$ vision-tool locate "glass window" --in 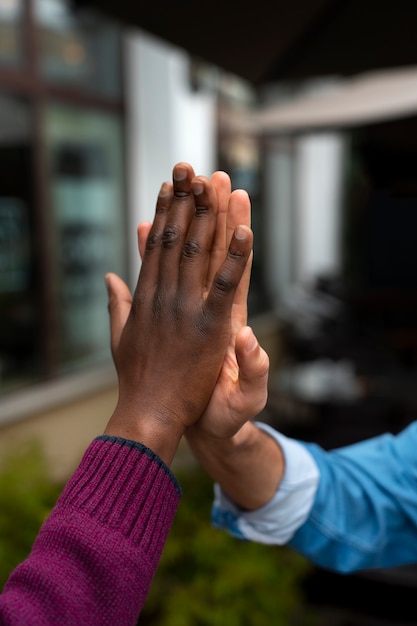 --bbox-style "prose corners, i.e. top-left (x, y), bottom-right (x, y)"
top-left (0, 94), bottom-right (41, 392)
top-left (35, 0), bottom-right (122, 98)
top-left (45, 104), bottom-right (125, 373)
top-left (0, 0), bottom-right (25, 67)
top-left (0, 1), bottom-right (125, 398)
